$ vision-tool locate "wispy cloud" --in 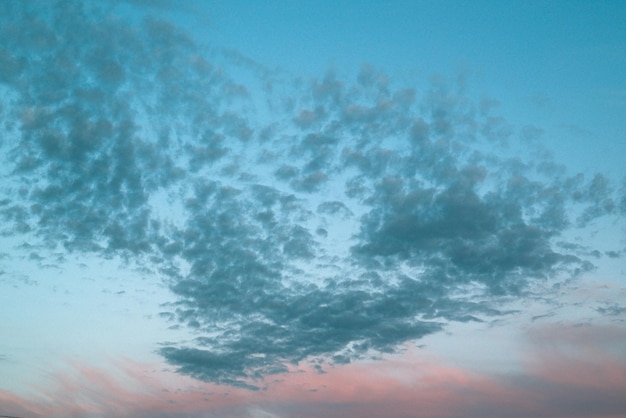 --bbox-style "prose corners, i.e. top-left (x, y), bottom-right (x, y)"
top-left (2, 323), bottom-right (624, 418)
top-left (0, 0), bottom-right (623, 390)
